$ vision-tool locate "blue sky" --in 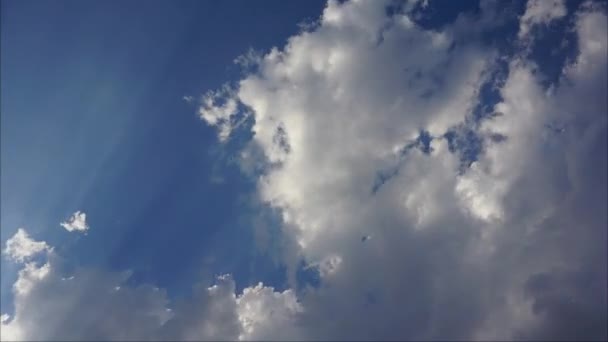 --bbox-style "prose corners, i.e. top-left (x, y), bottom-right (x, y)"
top-left (1, 0), bottom-right (326, 311)
top-left (1, 0), bottom-right (606, 341)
